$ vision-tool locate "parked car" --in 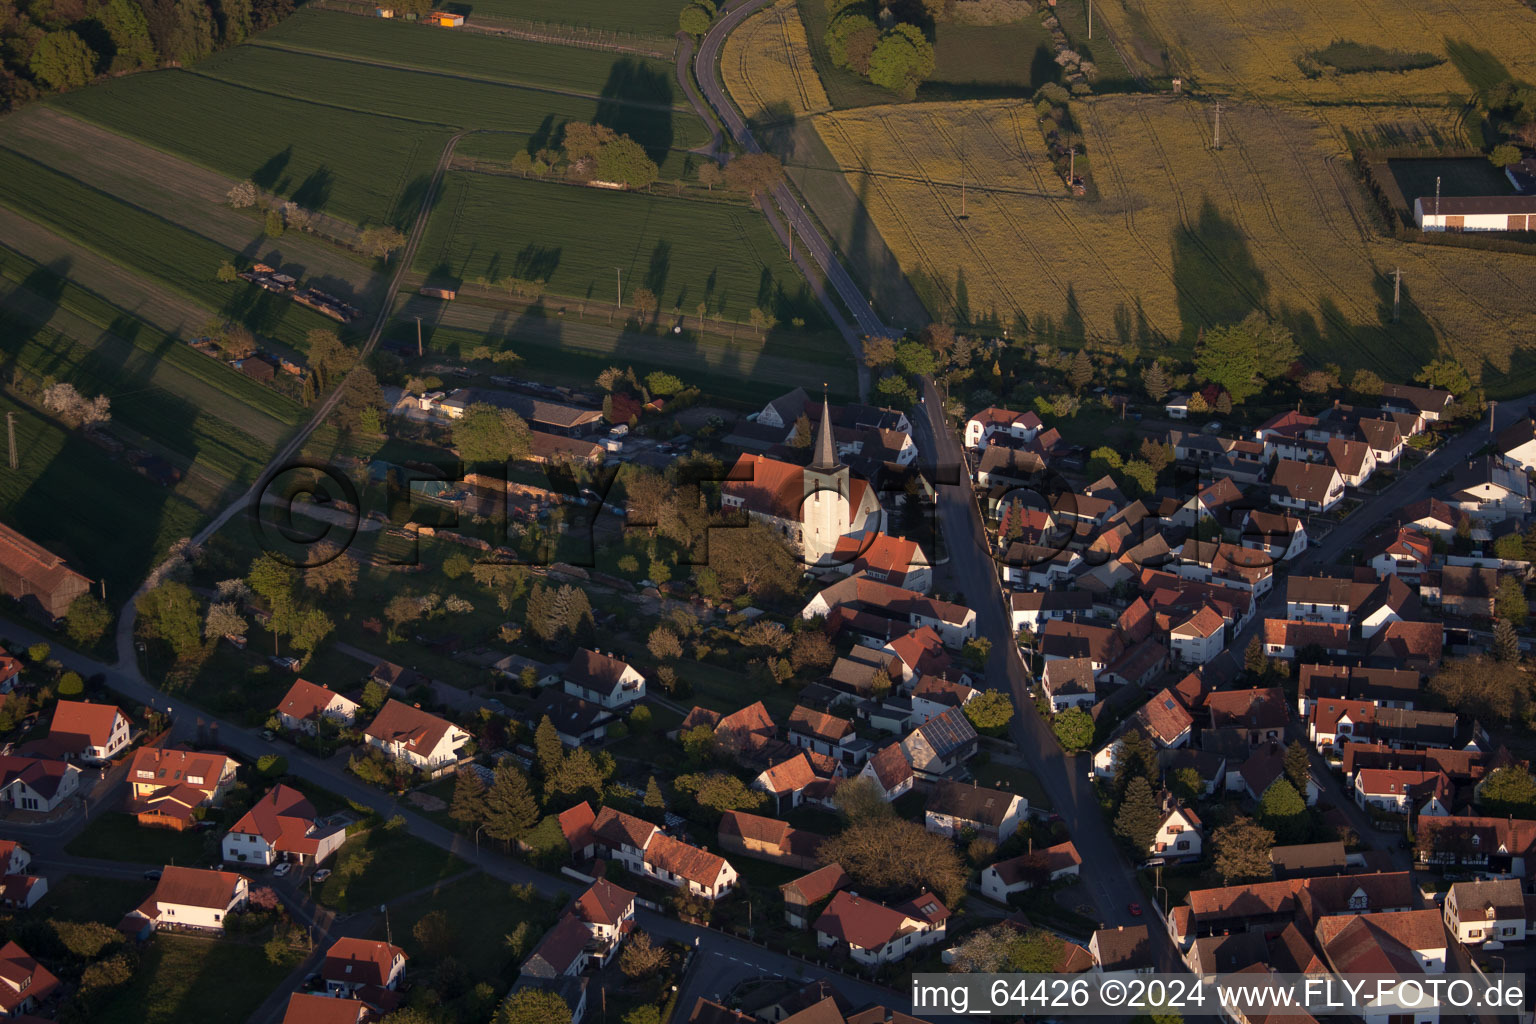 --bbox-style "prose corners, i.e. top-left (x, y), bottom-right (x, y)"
top-left (143, 869), bottom-right (162, 880)
top-left (311, 869), bottom-right (332, 883)
top-left (273, 862), bottom-right (292, 877)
